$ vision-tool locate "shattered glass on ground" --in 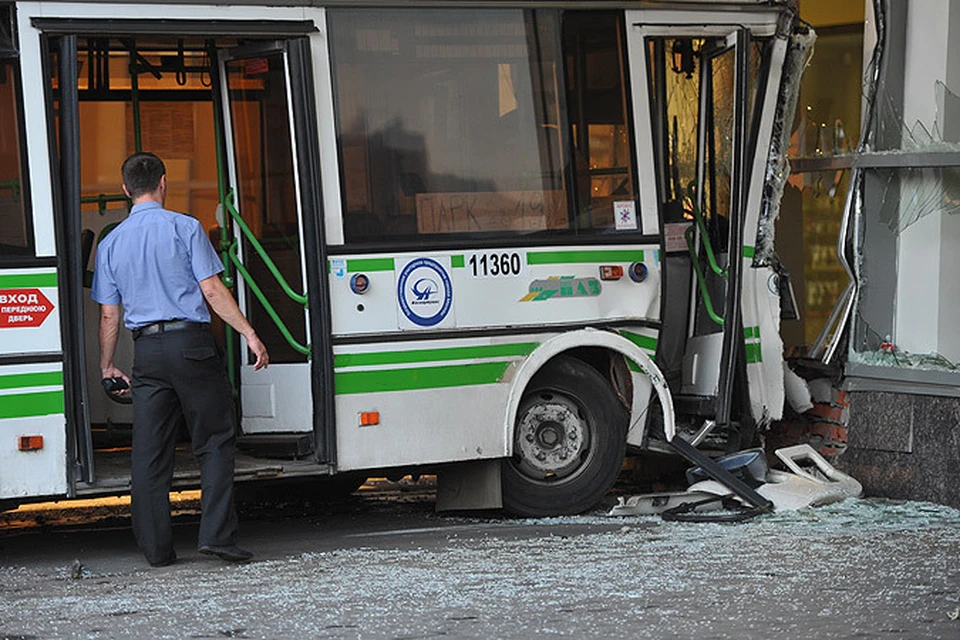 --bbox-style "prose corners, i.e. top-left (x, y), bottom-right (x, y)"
top-left (1, 498), bottom-right (957, 639)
